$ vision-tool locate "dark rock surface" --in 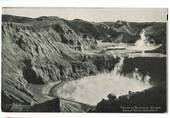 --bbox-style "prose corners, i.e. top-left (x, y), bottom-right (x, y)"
top-left (30, 98), bottom-right (60, 112)
top-left (121, 57), bottom-right (166, 85)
